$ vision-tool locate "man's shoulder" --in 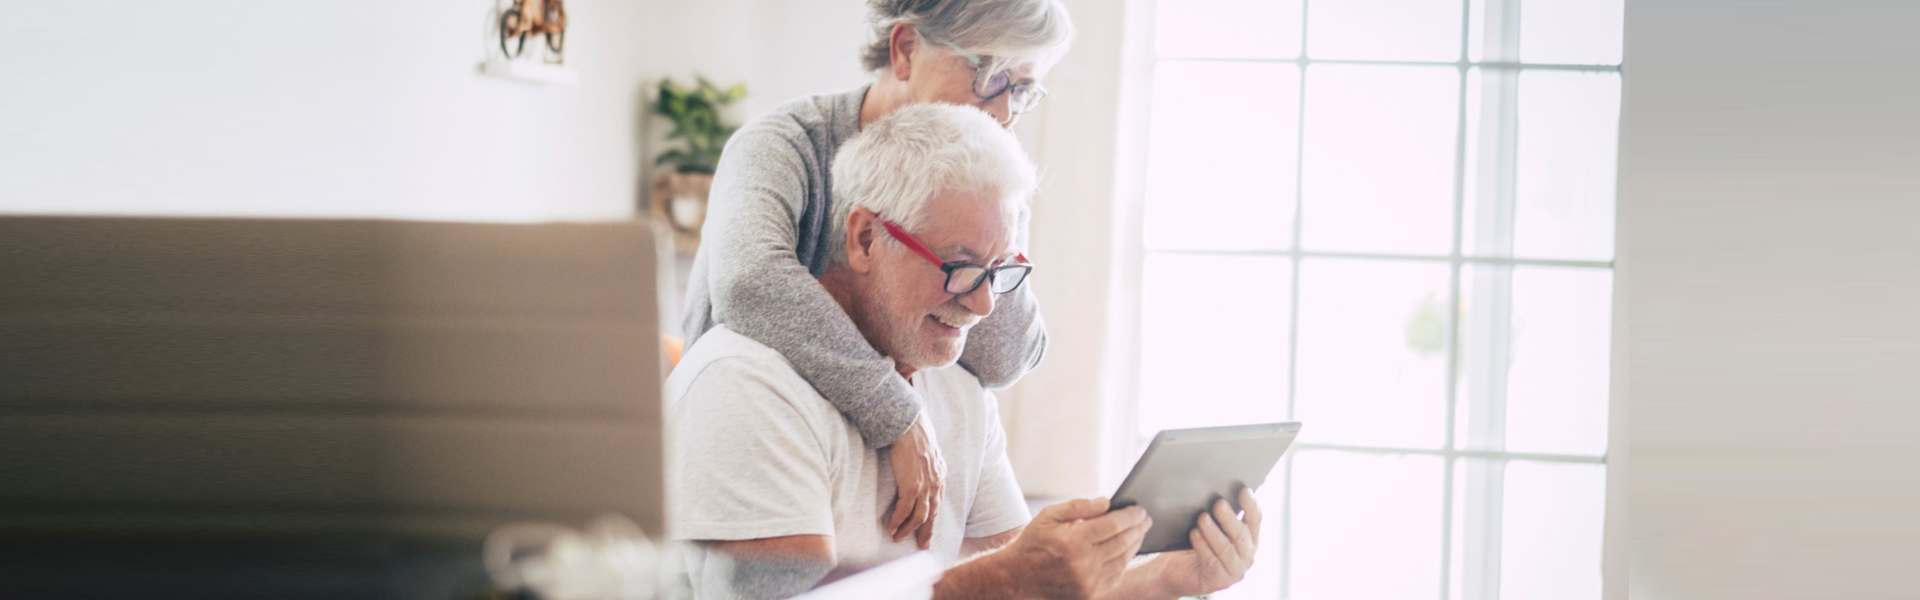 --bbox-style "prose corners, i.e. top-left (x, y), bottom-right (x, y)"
top-left (677, 325), bottom-right (784, 366)
top-left (667, 327), bottom-right (813, 403)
